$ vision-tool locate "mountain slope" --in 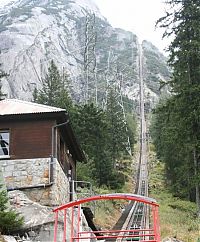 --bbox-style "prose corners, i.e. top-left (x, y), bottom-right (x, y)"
top-left (0, 0), bottom-right (170, 106)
